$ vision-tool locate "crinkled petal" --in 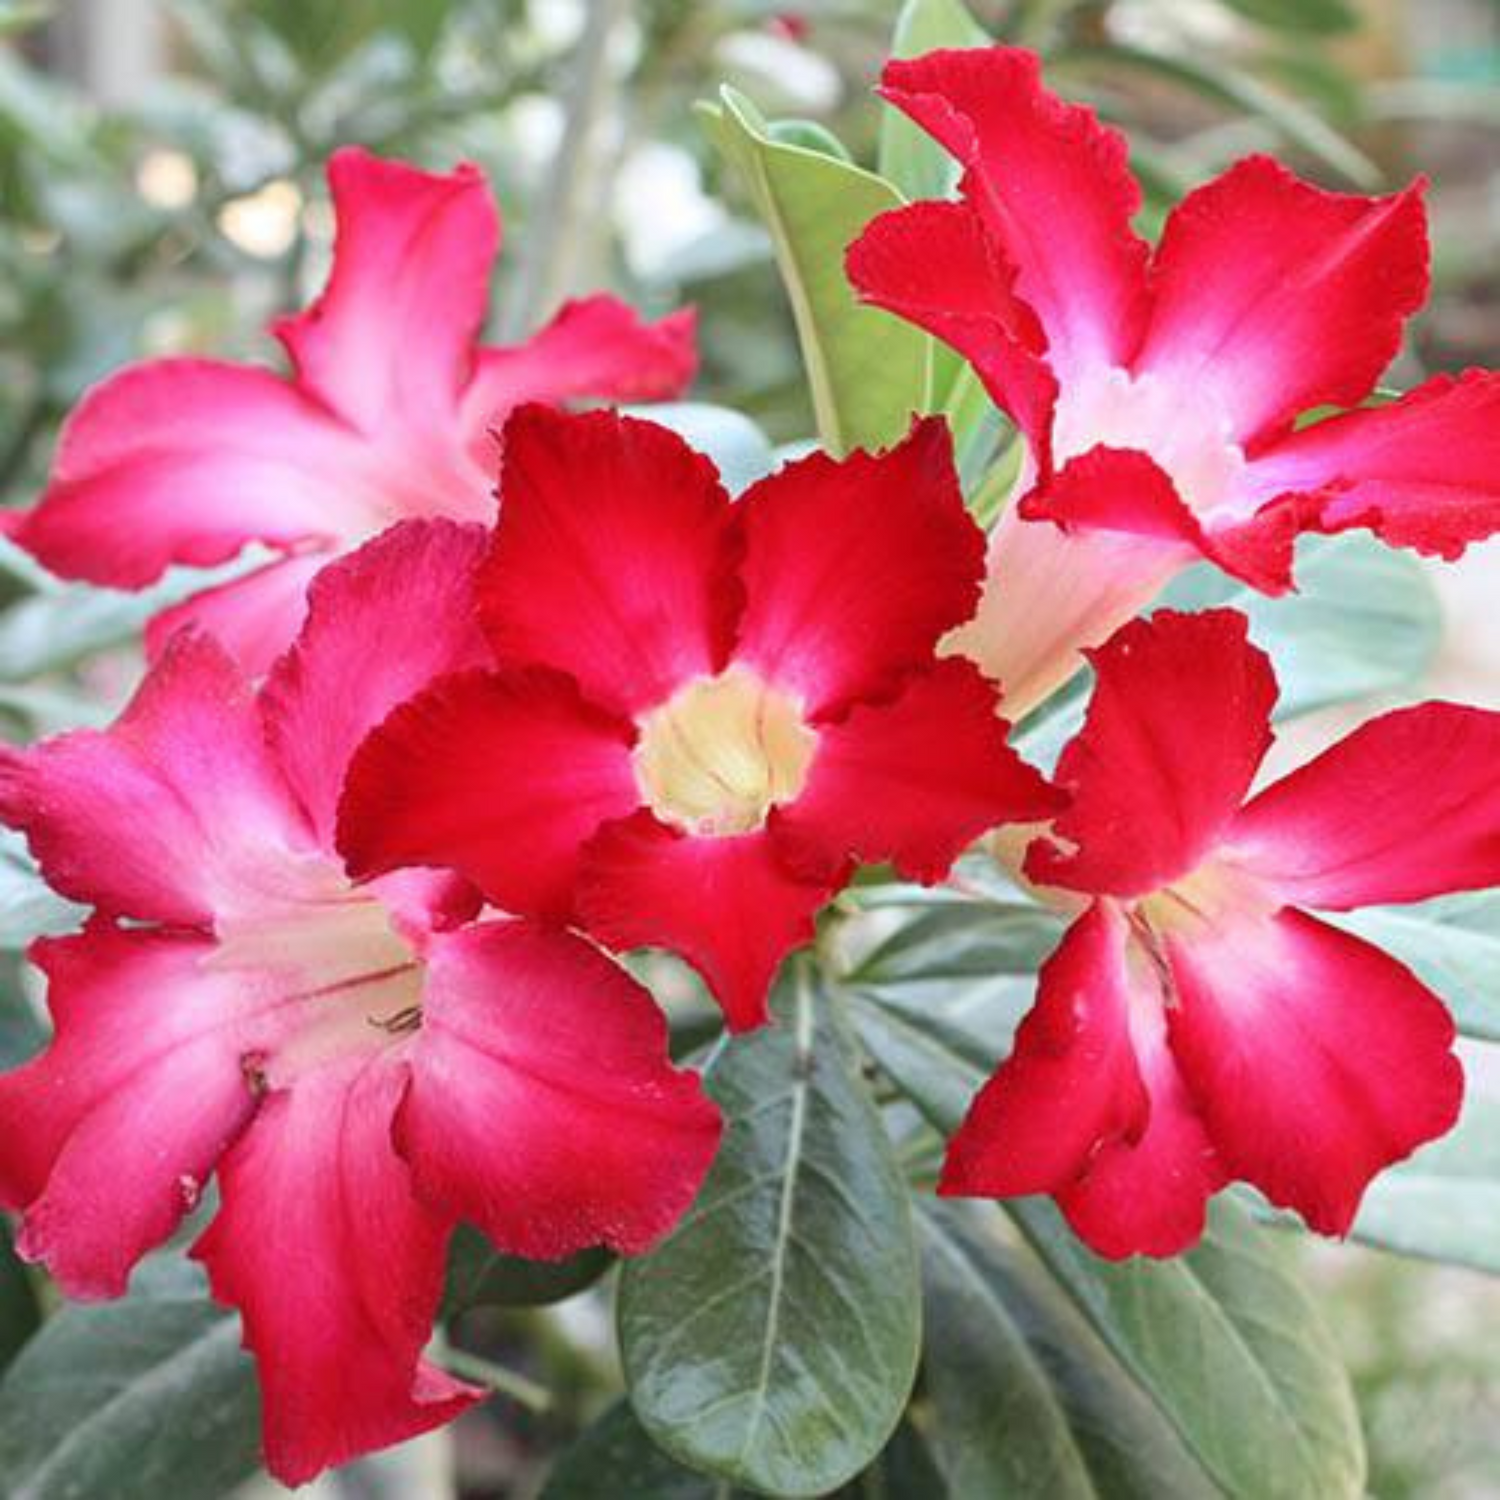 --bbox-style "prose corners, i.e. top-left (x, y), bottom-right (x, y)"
top-left (0, 631), bottom-right (312, 925)
top-left (401, 919), bottom-right (720, 1258)
top-left (576, 811), bottom-right (835, 1031)
top-left (1238, 369), bottom-right (1500, 560)
top-left (881, 47), bottom-right (1149, 378)
top-left (1229, 702), bottom-right (1500, 910)
top-left (1026, 609), bottom-right (1277, 898)
top-left (1139, 157), bottom-right (1428, 448)
top-left (1164, 906), bottom-right (1462, 1236)
top-left (846, 201), bottom-right (1057, 469)
top-left (194, 1052), bottom-right (477, 1486)
top-left (9, 361), bottom-right (380, 589)
top-left (275, 147), bottom-right (497, 434)
top-left (479, 405), bottom-right (737, 717)
top-left (338, 667), bottom-right (638, 922)
top-left (733, 419), bottom-right (982, 718)
top-left (263, 520), bottom-right (490, 845)
top-left (773, 658), bottom-right (1059, 884)
top-left (0, 925), bottom-right (269, 1298)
